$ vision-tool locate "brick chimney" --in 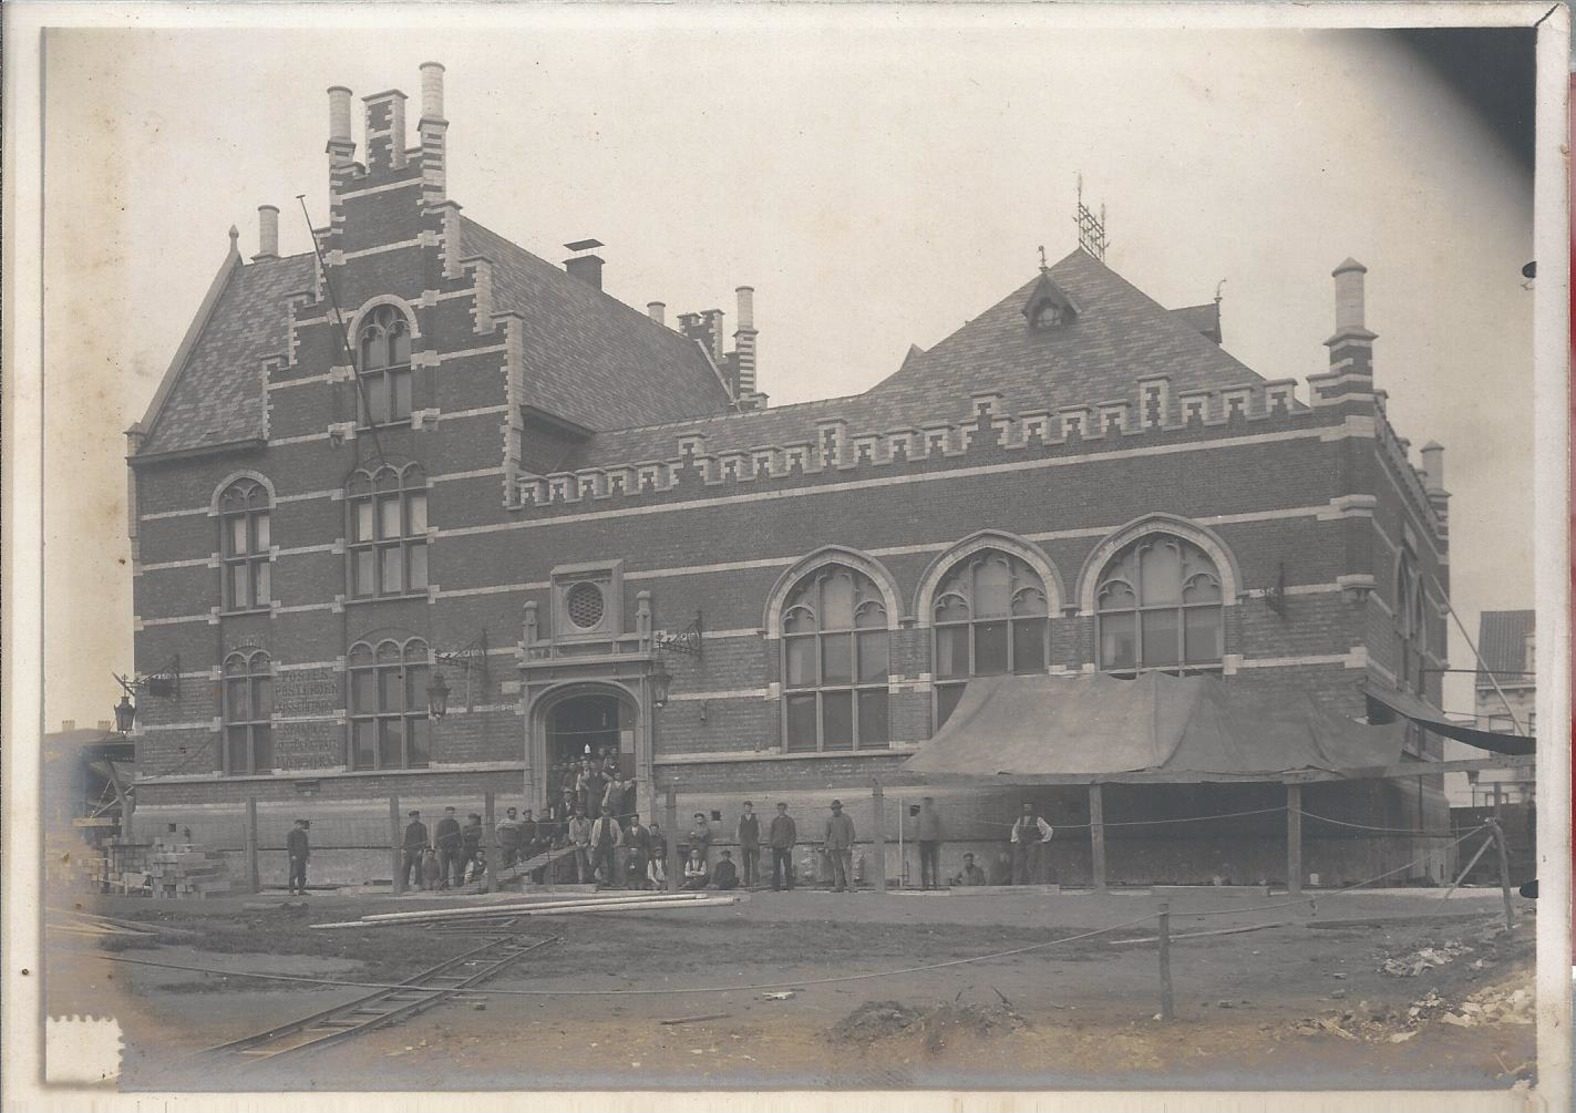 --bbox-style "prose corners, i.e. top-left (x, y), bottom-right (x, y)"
top-left (563, 239), bottom-right (605, 291)
top-left (418, 62), bottom-right (447, 203)
top-left (647, 301), bottom-right (666, 327)
top-left (363, 88), bottom-right (408, 172)
top-left (326, 85), bottom-right (355, 167)
top-left (732, 286), bottom-right (758, 396)
top-left (254, 204), bottom-right (279, 261)
top-left (1323, 257), bottom-right (1376, 378)
top-left (1420, 440), bottom-right (1450, 527)
top-left (701, 309), bottom-right (726, 364)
